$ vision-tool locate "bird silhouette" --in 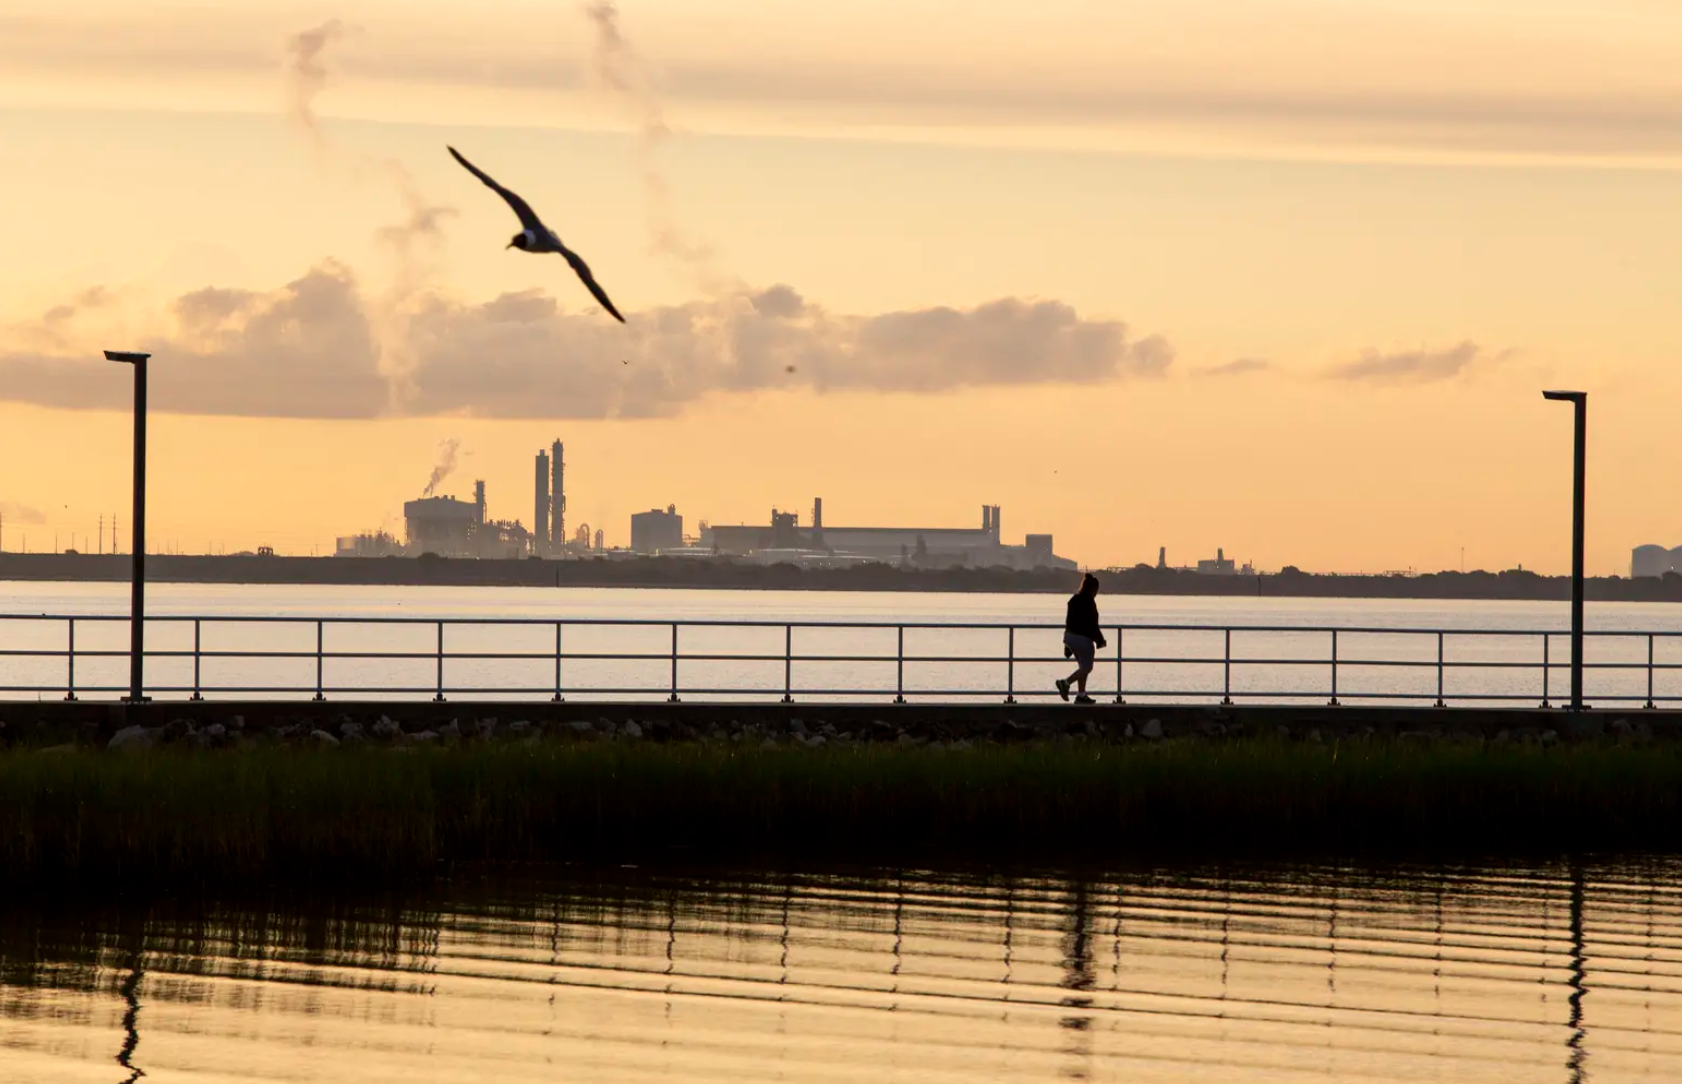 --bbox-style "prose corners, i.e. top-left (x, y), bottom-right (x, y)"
top-left (447, 146), bottom-right (626, 324)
